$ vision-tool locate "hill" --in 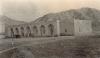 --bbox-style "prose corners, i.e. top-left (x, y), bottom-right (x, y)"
top-left (0, 15), bottom-right (26, 26)
top-left (32, 7), bottom-right (100, 32)
top-left (32, 8), bottom-right (100, 22)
